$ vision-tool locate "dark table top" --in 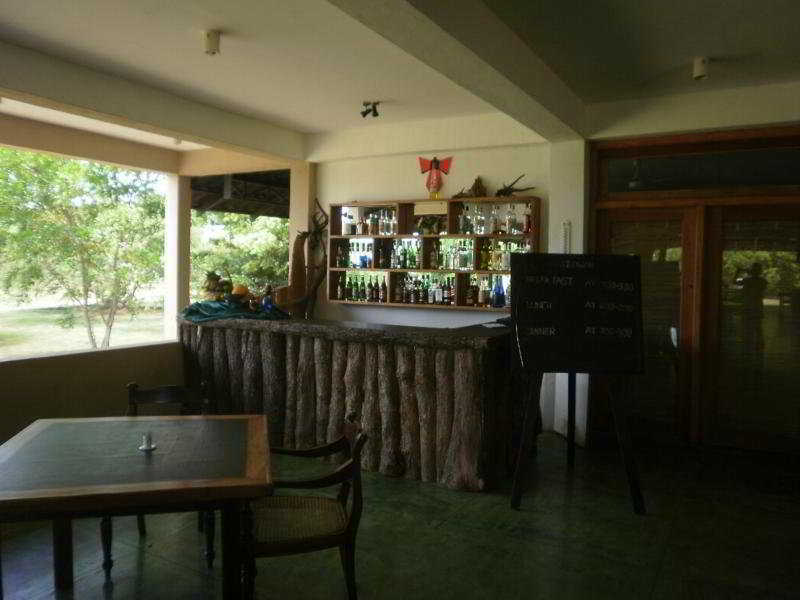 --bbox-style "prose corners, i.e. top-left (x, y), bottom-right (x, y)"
top-left (0, 415), bottom-right (271, 519)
